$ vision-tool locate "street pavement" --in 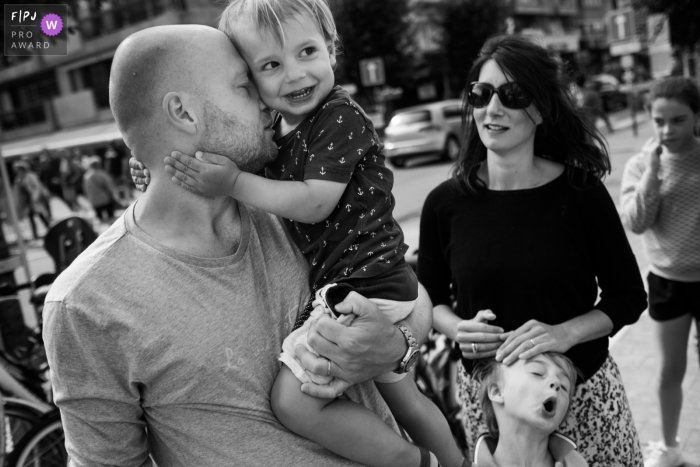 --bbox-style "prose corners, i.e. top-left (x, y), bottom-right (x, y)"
top-left (3, 107), bottom-right (698, 465)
